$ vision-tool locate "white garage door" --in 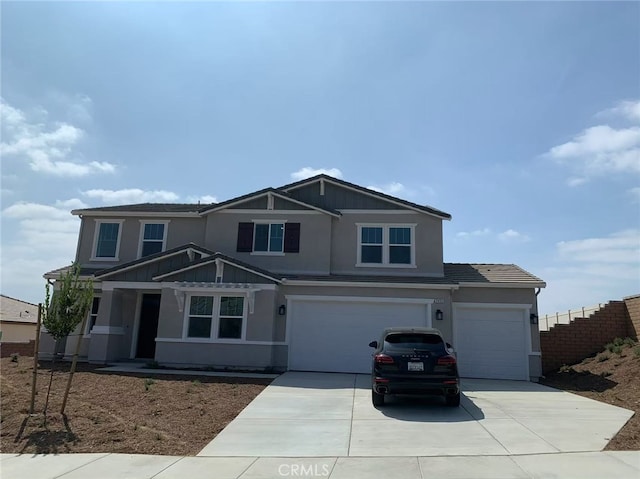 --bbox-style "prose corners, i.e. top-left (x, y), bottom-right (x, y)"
top-left (454, 306), bottom-right (528, 380)
top-left (288, 297), bottom-right (430, 374)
